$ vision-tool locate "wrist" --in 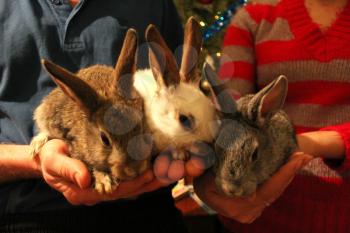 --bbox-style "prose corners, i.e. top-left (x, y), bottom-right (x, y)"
top-left (15, 145), bottom-right (42, 178)
top-left (0, 144), bottom-right (42, 182)
top-left (297, 131), bottom-right (345, 159)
